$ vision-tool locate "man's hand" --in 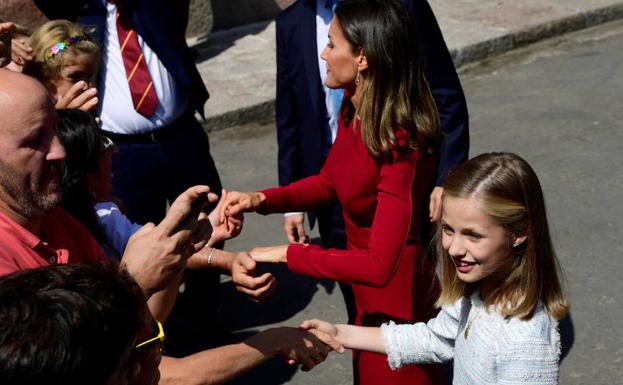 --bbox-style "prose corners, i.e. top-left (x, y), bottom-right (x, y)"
top-left (120, 185), bottom-right (215, 297)
top-left (283, 213), bottom-right (308, 244)
top-left (55, 81), bottom-right (99, 112)
top-left (231, 252), bottom-right (276, 301)
top-left (429, 186), bottom-right (444, 222)
top-left (245, 327), bottom-right (339, 371)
